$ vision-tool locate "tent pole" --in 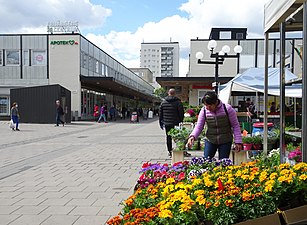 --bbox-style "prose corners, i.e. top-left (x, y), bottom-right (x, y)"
top-left (294, 98), bottom-right (297, 129)
top-left (280, 22), bottom-right (286, 164)
top-left (263, 33), bottom-right (269, 155)
top-left (302, 1), bottom-right (307, 162)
